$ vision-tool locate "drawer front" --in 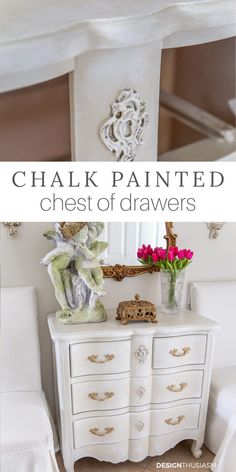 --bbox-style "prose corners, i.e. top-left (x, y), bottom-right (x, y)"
top-left (73, 413), bottom-right (129, 449)
top-left (153, 335), bottom-right (207, 369)
top-left (152, 370), bottom-right (203, 404)
top-left (72, 378), bottom-right (130, 414)
top-left (150, 403), bottom-right (200, 436)
top-left (70, 340), bottom-right (130, 377)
